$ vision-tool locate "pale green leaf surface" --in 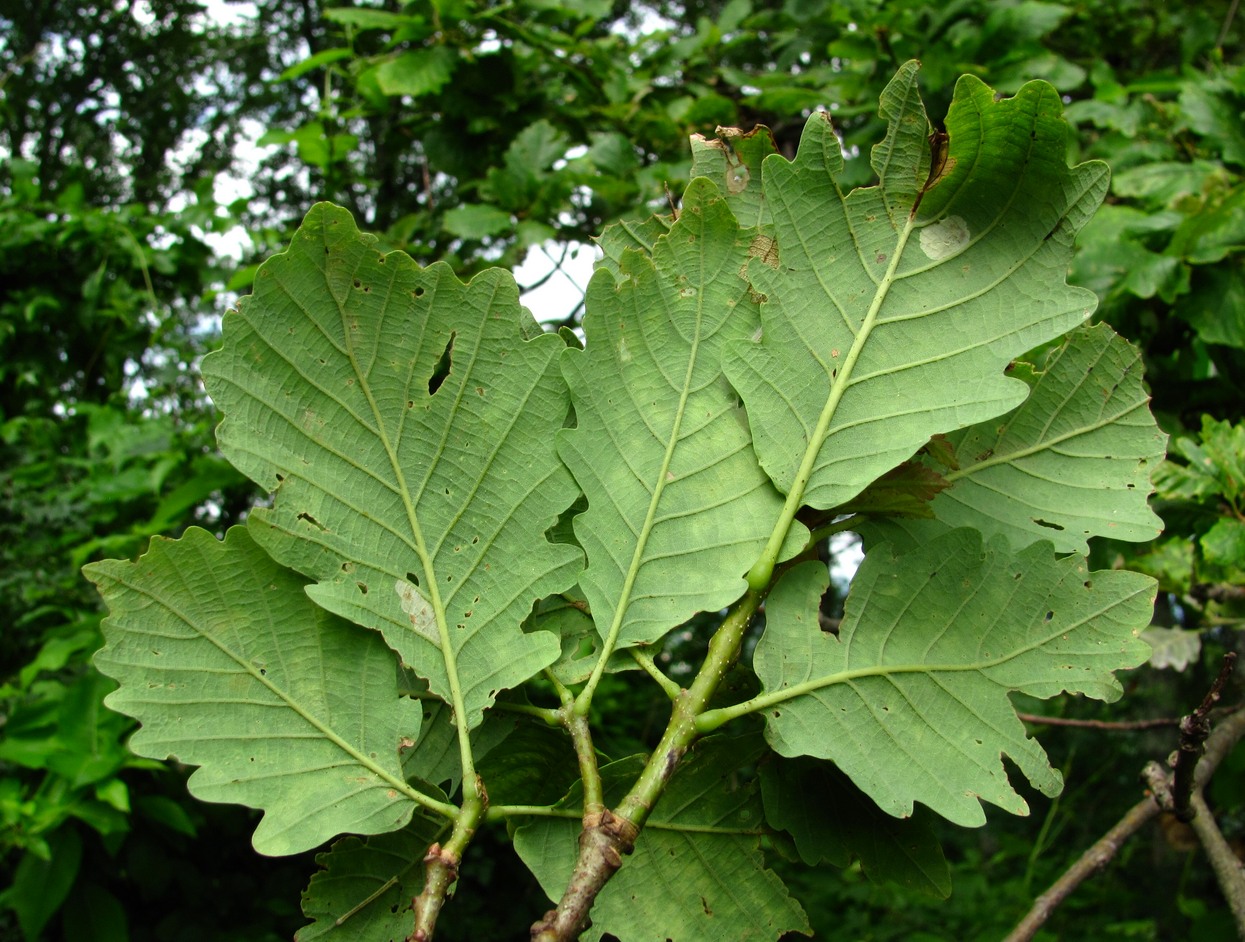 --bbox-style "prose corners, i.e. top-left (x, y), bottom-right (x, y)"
top-left (594, 213), bottom-right (671, 277)
top-left (514, 739), bottom-right (810, 942)
top-left (725, 63), bottom-right (1109, 512)
top-left (441, 203), bottom-right (512, 239)
top-left (1140, 626), bottom-right (1202, 671)
top-left (753, 534), bottom-right (1154, 826)
top-left (376, 47), bottom-right (457, 98)
top-left (297, 820), bottom-right (444, 941)
top-left (558, 179), bottom-right (805, 649)
top-left (84, 527), bottom-right (424, 856)
top-left (399, 701), bottom-right (516, 795)
top-left (759, 756), bottom-right (950, 898)
top-left (869, 324), bottom-right (1165, 553)
top-left (201, 203), bottom-right (581, 730)
top-left (689, 125), bottom-right (780, 228)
